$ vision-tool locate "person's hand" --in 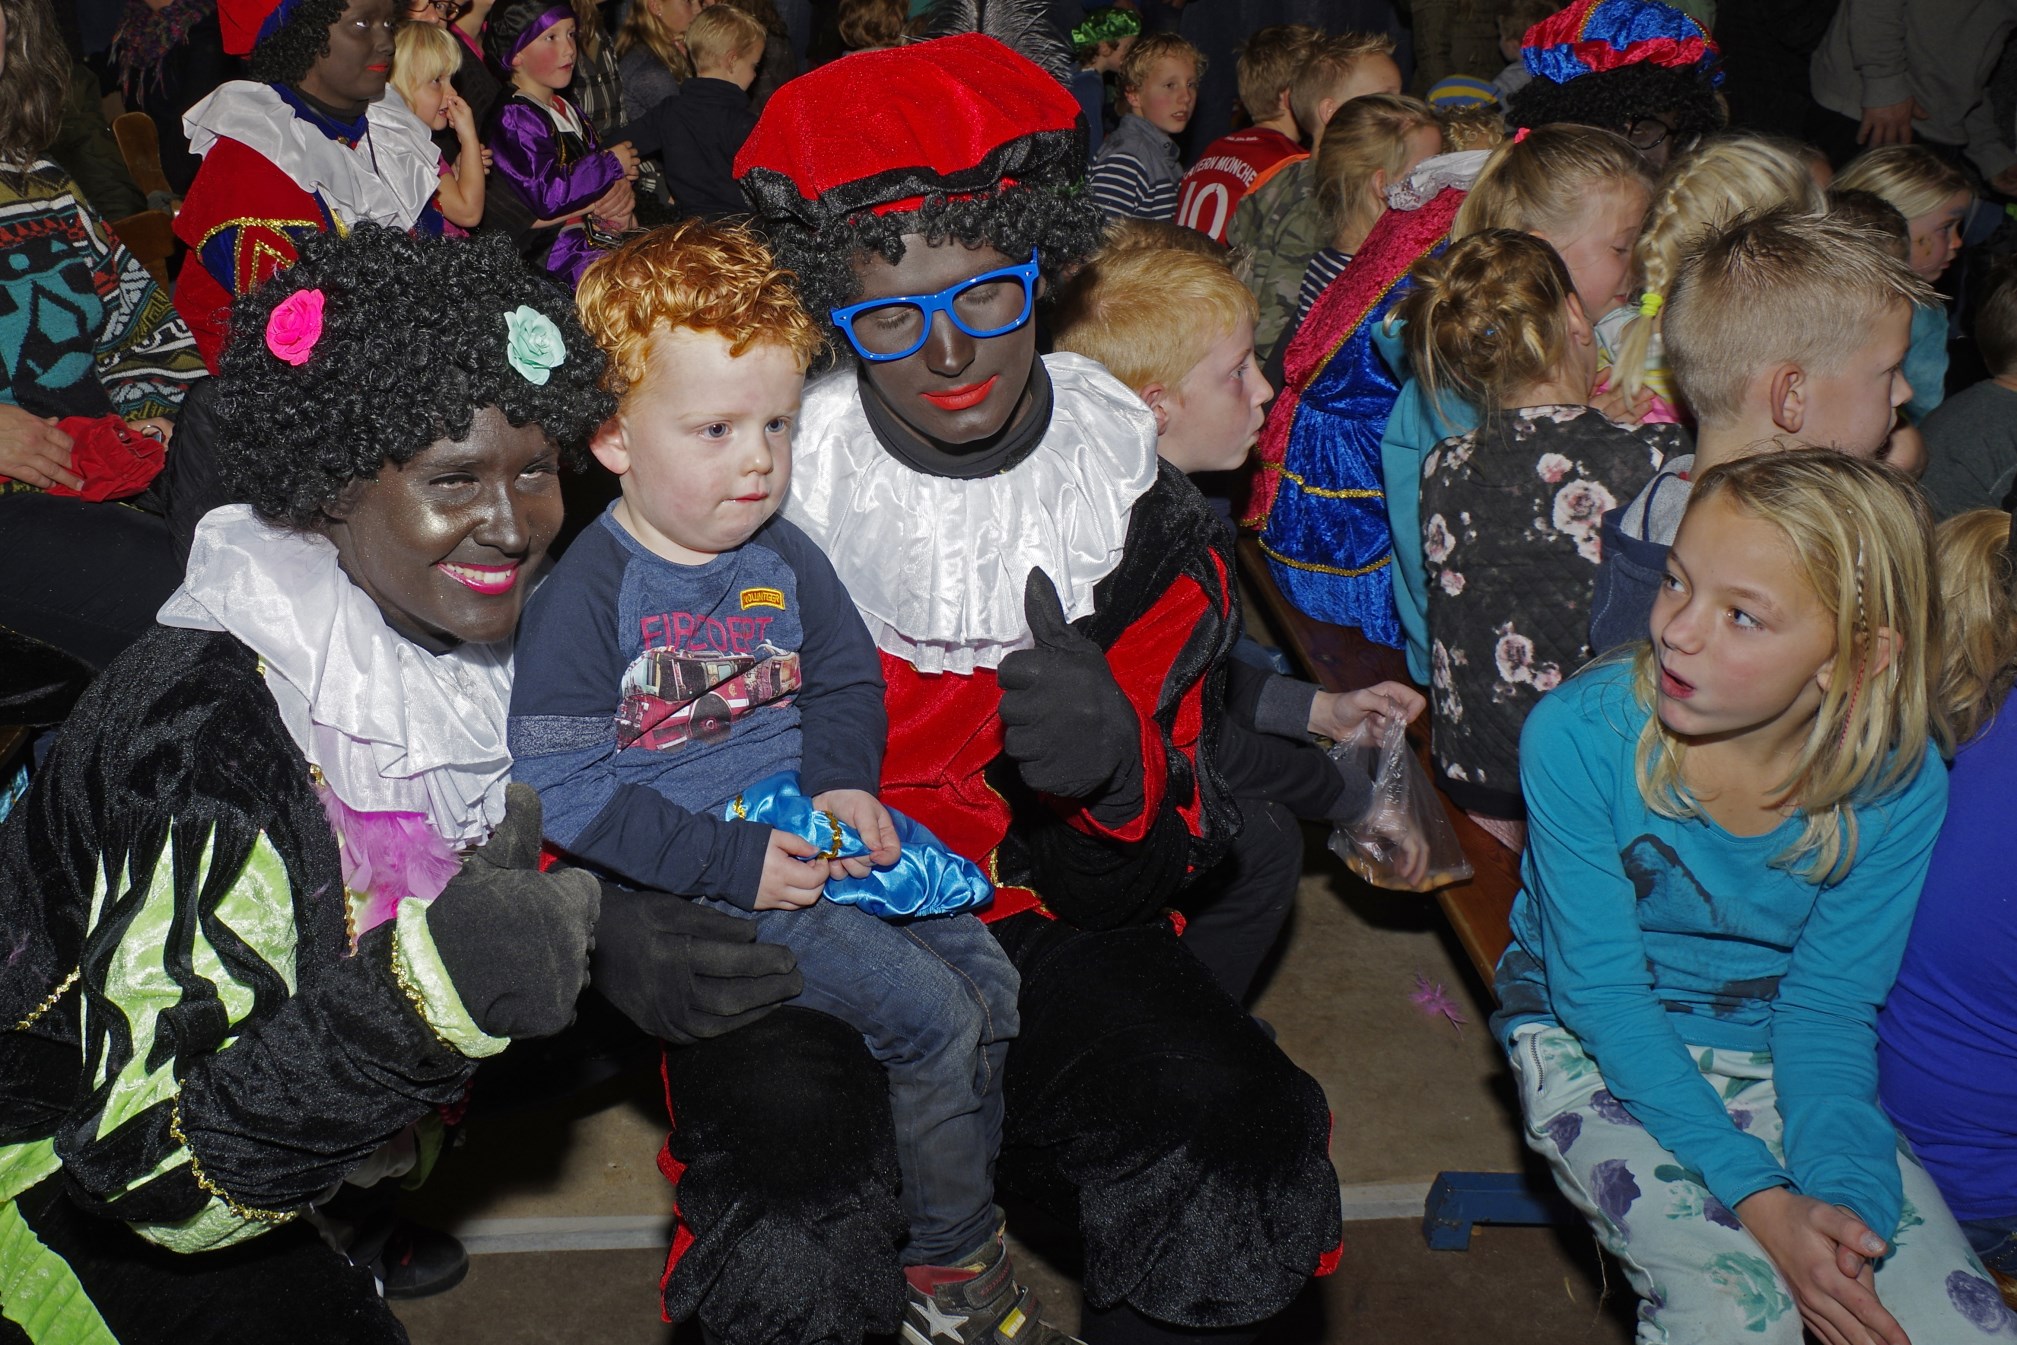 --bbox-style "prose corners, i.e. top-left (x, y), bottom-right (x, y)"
top-left (1591, 380), bottom-right (1654, 426)
top-left (608, 140), bottom-right (641, 179)
top-left (127, 416), bottom-right (175, 445)
top-left (1880, 420), bottom-right (1926, 477)
top-left (1992, 164), bottom-right (2017, 198)
top-left (1858, 98), bottom-right (1926, 147)
top-left (755, 828), bottom-right (829, 910)
top-left (444, 88), bottom-right (477, 142)
top-left (0, 403), bottom-right (79, 490)
top-left (1310, 683), bottom-right (1426, 744)
top-left (997, 569), bottom-right (1144, 822)
top-left (1342, 788), bottom-right (1432, 888)
top-left (480, 145), bottom-right (494, 172)
top-left (812, 788), bottom-right (901, 879)
top-left (589, 883), bottom-right (802, 1043)
top-left (425, 784), bottom-right (602, 1040)
top-left (1735, 1188), bottom-right (1906, 1345)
